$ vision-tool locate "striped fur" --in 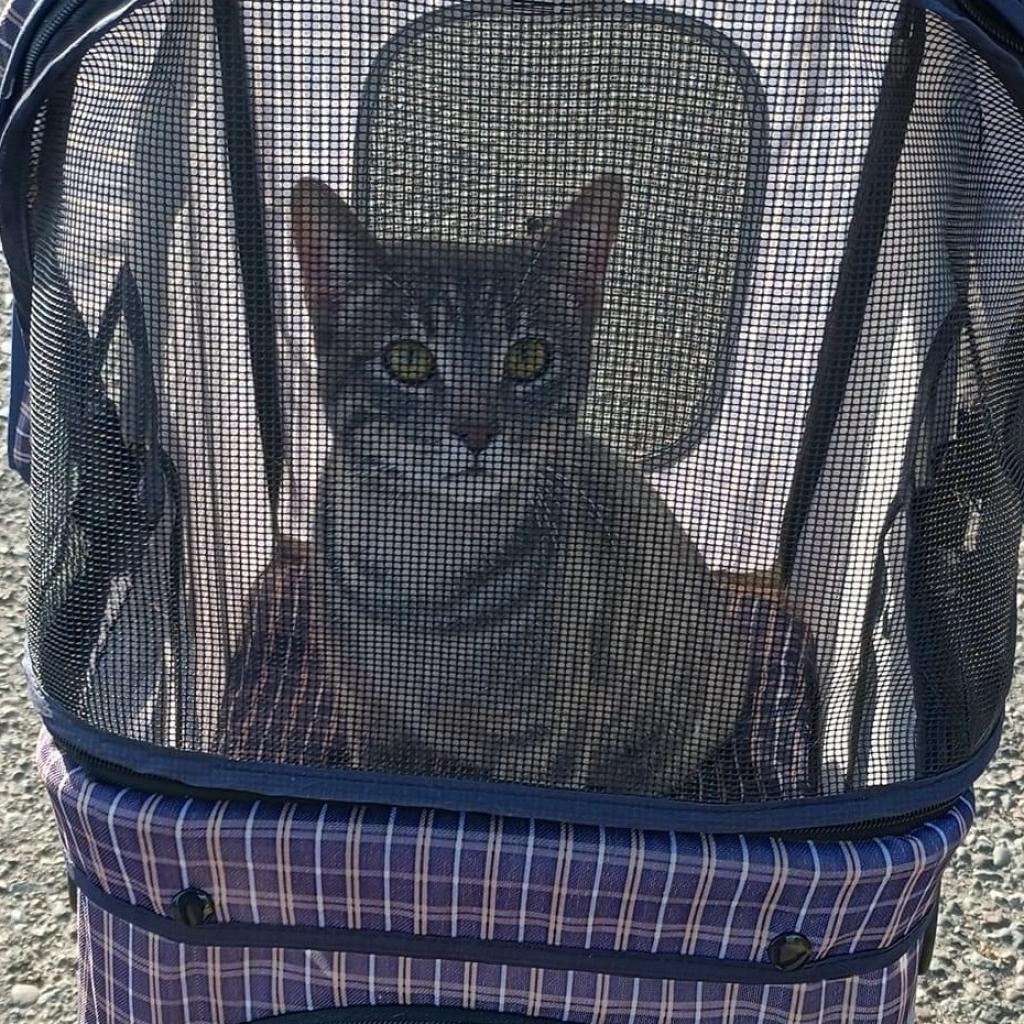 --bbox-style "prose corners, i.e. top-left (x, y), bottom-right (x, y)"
top-left (291, 177), bottom-right (760, 793)
top-left (218, 538), bottom-right (818, 801)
